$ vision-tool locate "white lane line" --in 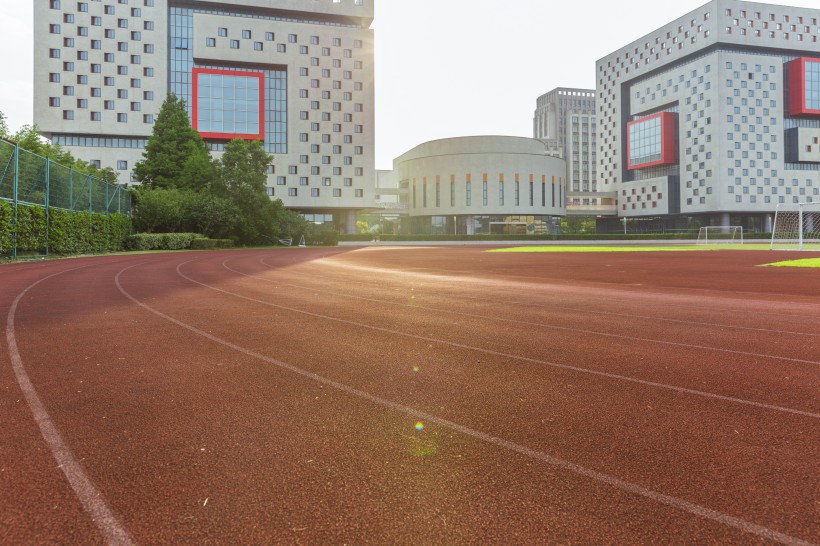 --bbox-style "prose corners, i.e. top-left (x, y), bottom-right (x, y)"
top-left (186, 259), bottom-right (818, 419)
top-left (250, 258), bottom-right (820, 360)
top-left (115, 262), bottom-right (814, 546)
top-left (321, 257), bottom-right (820, 321)
top-left (6, 267), bottom-right (134, 546)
